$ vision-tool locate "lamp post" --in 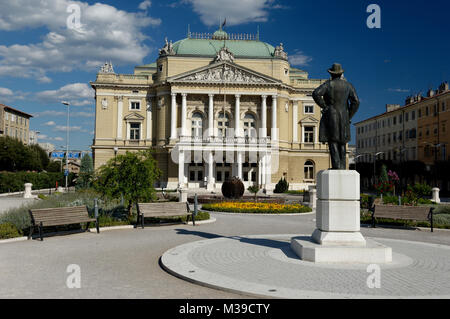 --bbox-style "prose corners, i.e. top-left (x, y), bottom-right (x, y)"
top-left (62, 101), bottom-right (70, 192)
top-left (373, 152), bottom-right (384, 186)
